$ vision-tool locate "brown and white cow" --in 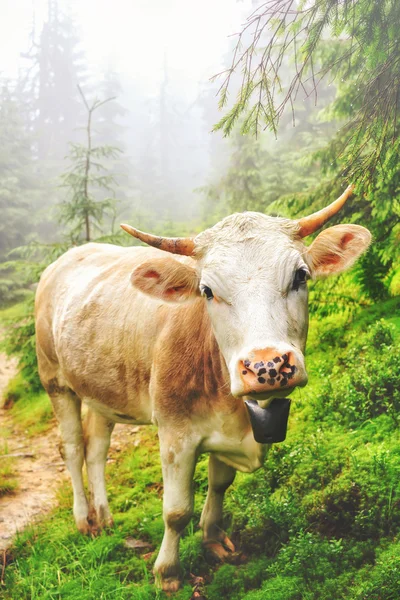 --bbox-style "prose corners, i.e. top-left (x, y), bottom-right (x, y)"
top-left (35, 187), bottom-right (370, 591)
